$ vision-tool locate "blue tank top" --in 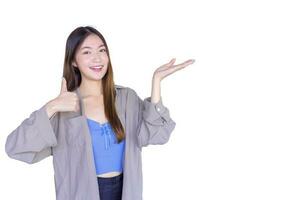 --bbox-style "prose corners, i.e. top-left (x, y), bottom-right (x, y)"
top-left (86, 118), bottom-right (125, 175)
